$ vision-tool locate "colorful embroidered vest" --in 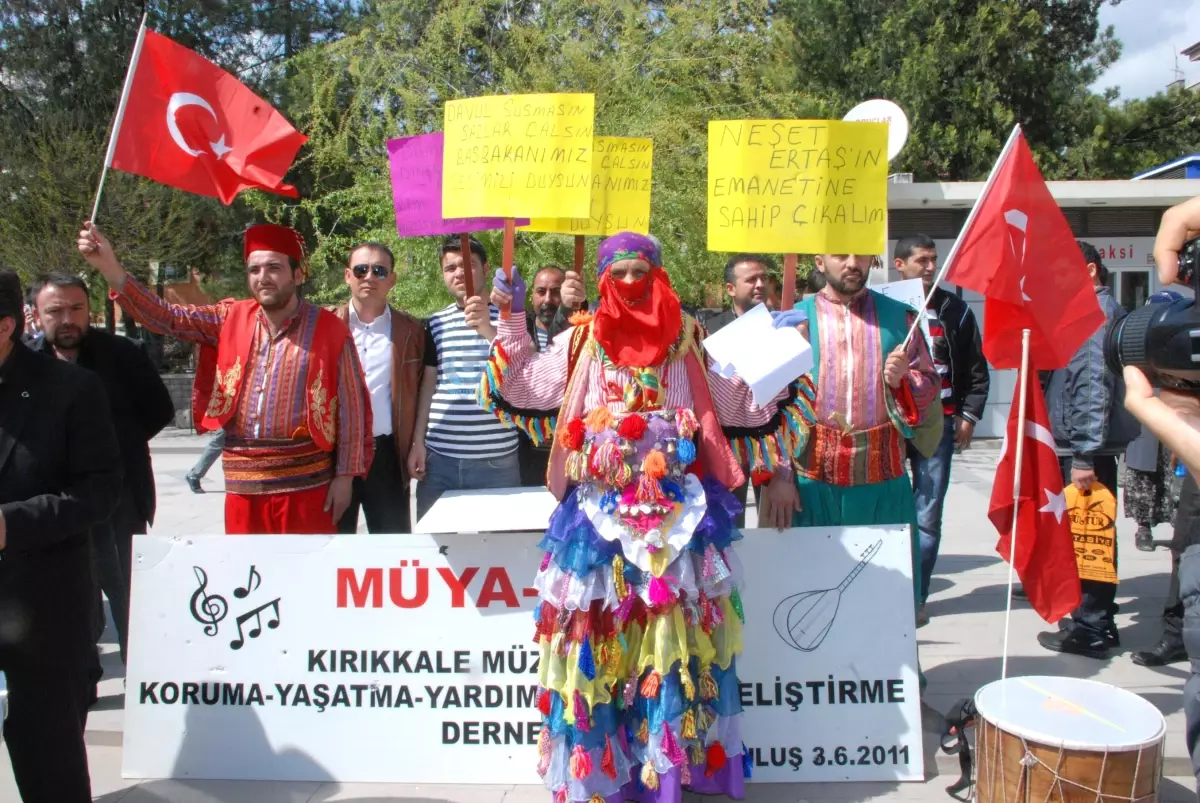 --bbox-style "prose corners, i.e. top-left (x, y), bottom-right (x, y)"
top-left (193, 299), bottom-right (346, 452)
top-left (796, 290), bottom-right (913, 486)
top-left (546, 315), bottom-right (745, 500)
